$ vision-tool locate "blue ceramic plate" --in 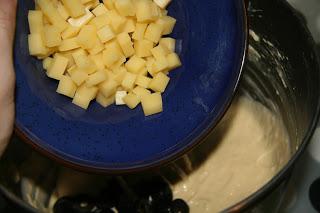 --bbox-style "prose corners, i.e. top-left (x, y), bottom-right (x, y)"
top-left (14, 0), bottom-right (247, 173)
